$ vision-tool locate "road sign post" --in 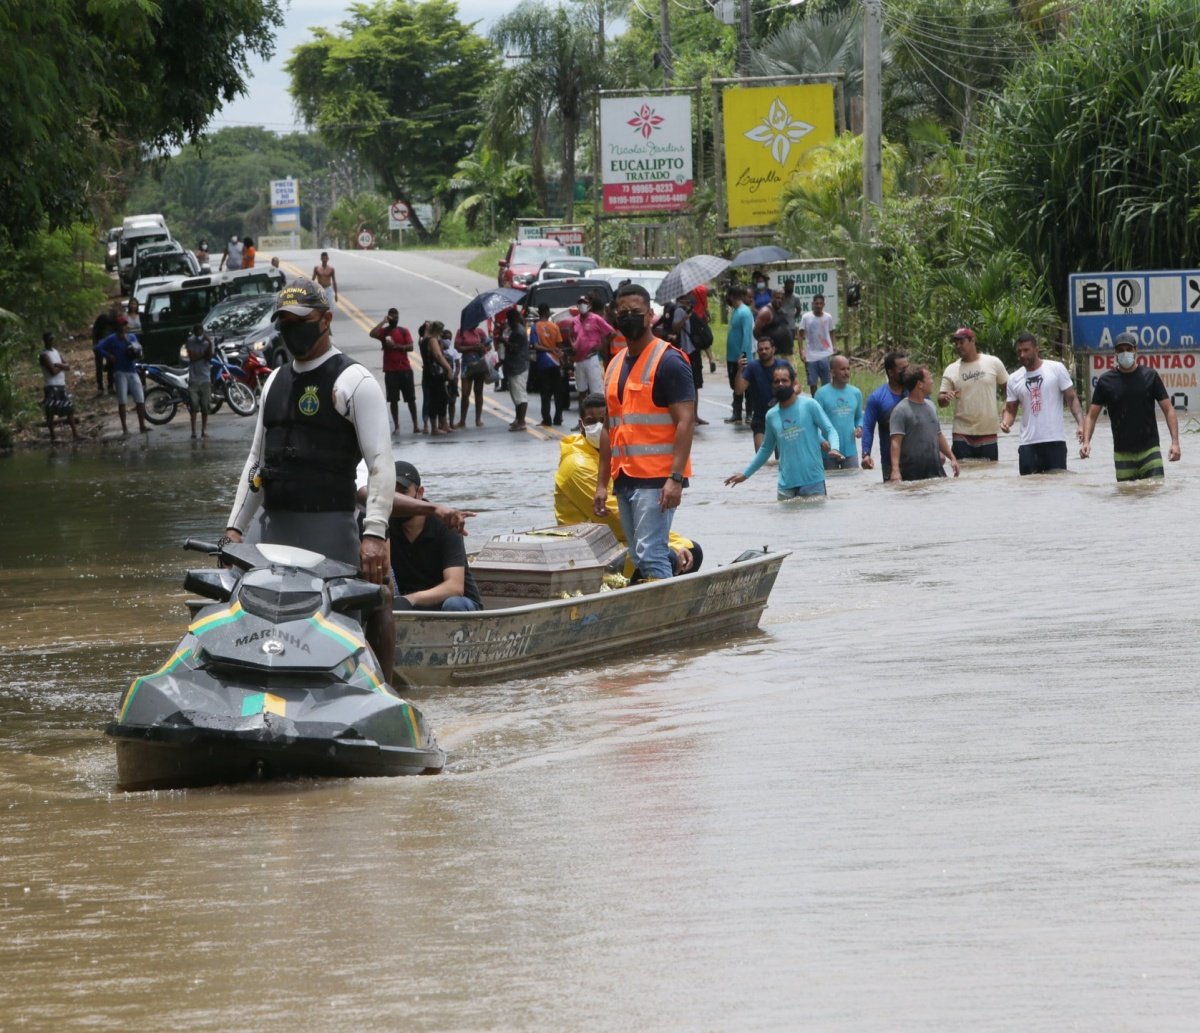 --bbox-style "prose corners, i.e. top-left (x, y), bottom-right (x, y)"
top-left (1069, 269), bottom-right (1200, 411)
